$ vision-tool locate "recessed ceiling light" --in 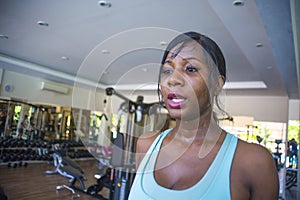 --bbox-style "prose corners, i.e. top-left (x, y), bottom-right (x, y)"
top-left (101, 50), bottom-right (110, 54)
top-left (0, 34), bottom-right (8, 39)
top-left (61, 56), bottom-right (69, 60)
top-left (98, 1), bottom-right (111, 8)
top-left (160, 41), bottom-right (168, 46)
top-left (256, 43), bottom-right (263, 47)
top-left (142, 68), bottom-right (148, 72)
top-left (232, 0), bottom-right (244, 6)
top-left (266, 66), bottom-right (273, 70)
top-left (37, 21), bottom-right (49, 26)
